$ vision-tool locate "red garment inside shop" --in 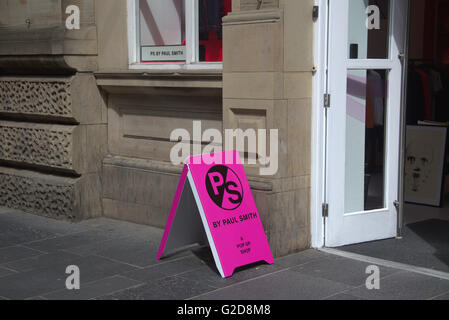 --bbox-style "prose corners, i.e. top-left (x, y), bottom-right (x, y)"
top-left (199, 0), bottom-right (232, 62)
